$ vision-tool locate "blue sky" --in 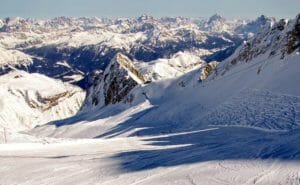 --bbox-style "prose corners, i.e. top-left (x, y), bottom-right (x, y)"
top-left (1, 0), bottom-right (299, 19)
